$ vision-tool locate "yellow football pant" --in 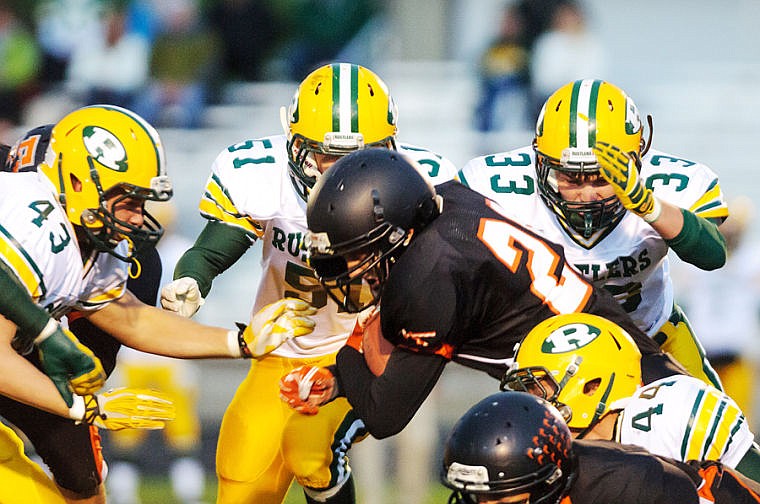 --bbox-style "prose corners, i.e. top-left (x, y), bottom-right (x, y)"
top-left (713, 357), bottom-right (755, 426)
top-left (0, 422), bottom-right (65, 503)
top-left (109, 361), bottom-right (200, 452)
top-left (216, 353), bottom-right (366, 504)
top-left (654, 304), bottom-right (724, 390)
